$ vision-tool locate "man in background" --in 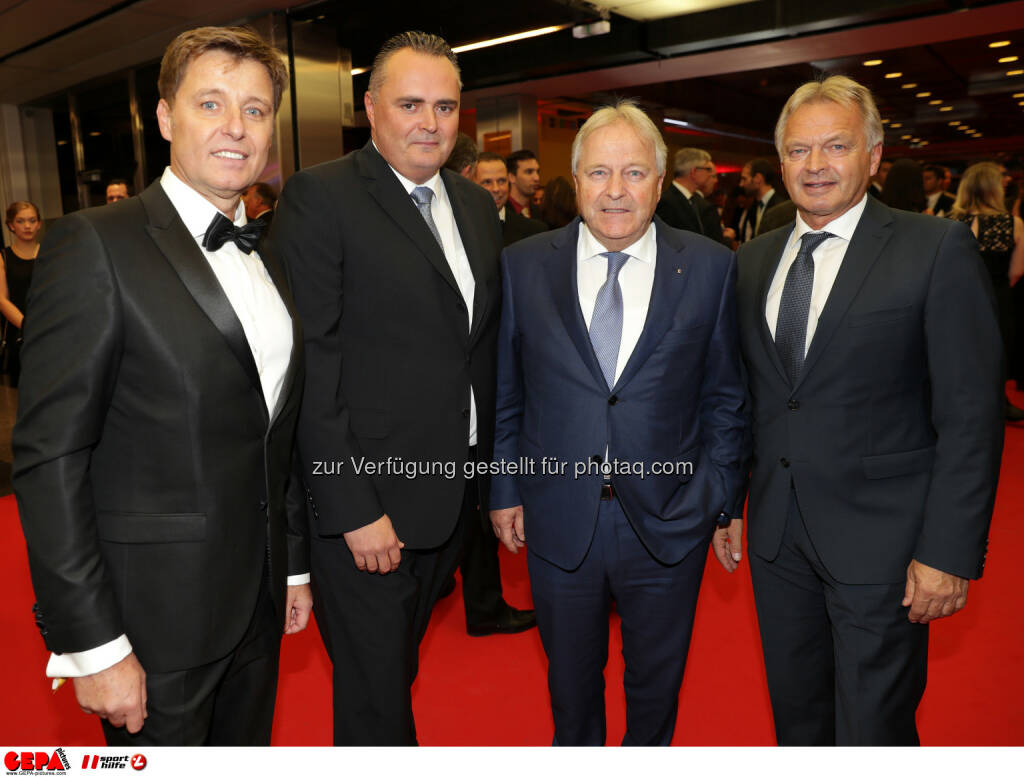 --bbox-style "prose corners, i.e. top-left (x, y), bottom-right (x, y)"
top-left (242, 181), bottom-right (278, 226)
top-left (507, 149), bottom-right (541, 218)
top-left (105, 179), bottom-right (130, 203)
top-left (475, 151), bottom-right (546, 246)
top-left (655, 147), bottom-right (725, 244)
